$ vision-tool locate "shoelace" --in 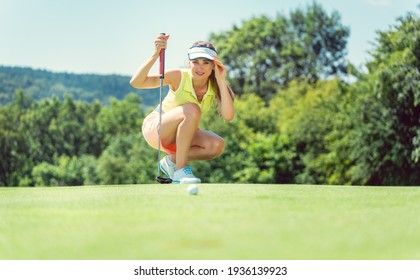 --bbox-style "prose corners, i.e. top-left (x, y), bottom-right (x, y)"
top-left (183, 166), bottom-right (193, 175)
